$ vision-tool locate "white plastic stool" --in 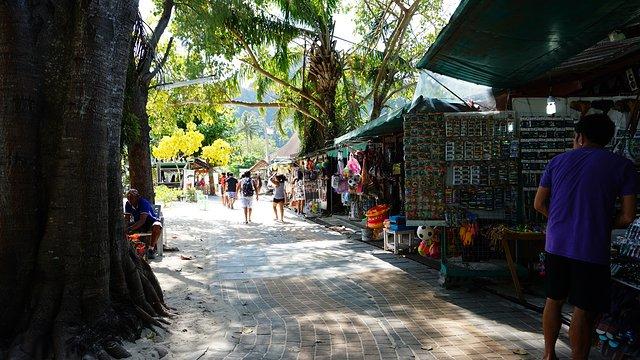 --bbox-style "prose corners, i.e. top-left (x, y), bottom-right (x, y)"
top-left (383, 228), bottom-right (416, 254)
